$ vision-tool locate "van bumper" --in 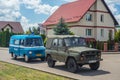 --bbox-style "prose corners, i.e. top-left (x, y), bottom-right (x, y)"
top-left (28, 53), bottom-right (45, 59)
